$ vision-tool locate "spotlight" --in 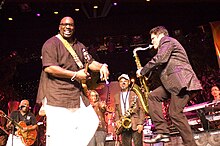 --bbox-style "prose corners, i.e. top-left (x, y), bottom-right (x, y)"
top-left (19, 3), bottom-right (31, 12)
